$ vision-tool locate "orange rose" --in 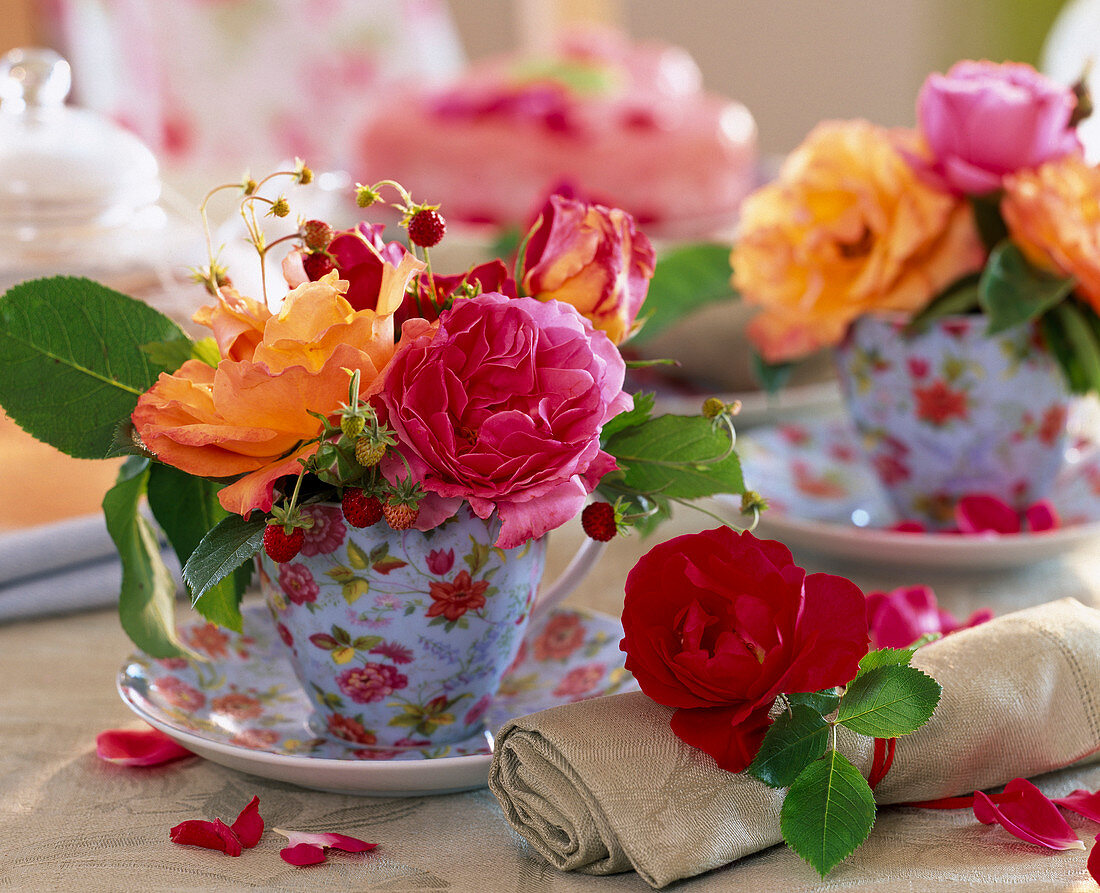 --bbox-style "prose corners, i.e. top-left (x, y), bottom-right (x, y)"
top-left (132, 260), bottom-right (423, 515)
top-left (1001, 155), bottom-right (1100, 312)
top-left (732, 120), bottom-right (985, 363)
